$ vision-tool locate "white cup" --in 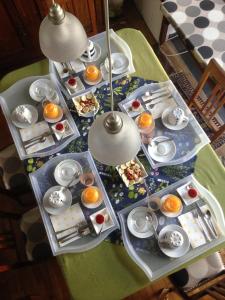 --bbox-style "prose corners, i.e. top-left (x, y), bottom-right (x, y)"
top-left (157, 143), bottom-right (170, 156)
top-left (168, 107), bottom-right (189, 126)
top-left (161, 230), bottom-right (184, 248)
